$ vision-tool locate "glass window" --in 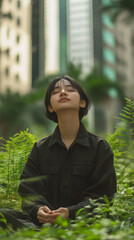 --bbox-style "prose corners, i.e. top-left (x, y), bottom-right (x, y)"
top-left (5, 67), bottom-right (10, 76)
top-left (6, 48), bottom-right (10, 57)
top-left (16, 54), bottom-right (20, 63)
top-left (16, 17), bottom-right (21, 26)
top-left (108, 89), bottom-right (118, 98)
top-left (17, 0), bottom-right (21, 8)
top-left (15, 74), bottom-right (20, 82)
top-left (102, 0), bottom-right (111, 4)
top-left (103, 30), bottom-right (115, 47)
top-left (103, 48), bottom-right (115, 64)
top-left (103, 65), bottom-right (116, 81)
top-left (16, 35), bottom-right (20, 44)
top-left (102, 13), bottom-right (114, 28)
